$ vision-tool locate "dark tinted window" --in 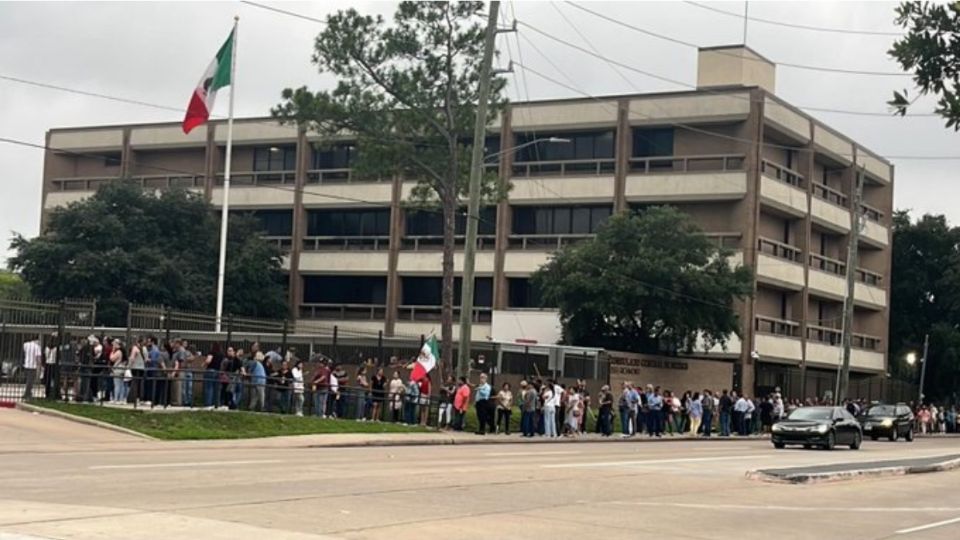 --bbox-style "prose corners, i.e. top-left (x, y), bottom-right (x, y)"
top-left (515, 130), bottom-right (615, 162)
top-left (867, 405), bottom-right (896, 416)
top-left (512, 206), bottom-right (612, 235)
top-left (405, 208), bottom-right (496, 236)
top-left (302, 276), bottom-right (386, 304)
top-left (508, 278), bottom-right (551, 308)
top-left (239, 210), bottom-right (292, 236)
top-left (787, 408), bottom-right (833, 421)
top-left (307, 209), bottom-right (390, 236)
top-left (253, 145), bottom-right (297, 171)
top-left (632, 128), bottom-right (674, 157)
top-left (313, 144), bottom-right (354, 170)
top-left (401, 277), bottom-right (492, 306)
